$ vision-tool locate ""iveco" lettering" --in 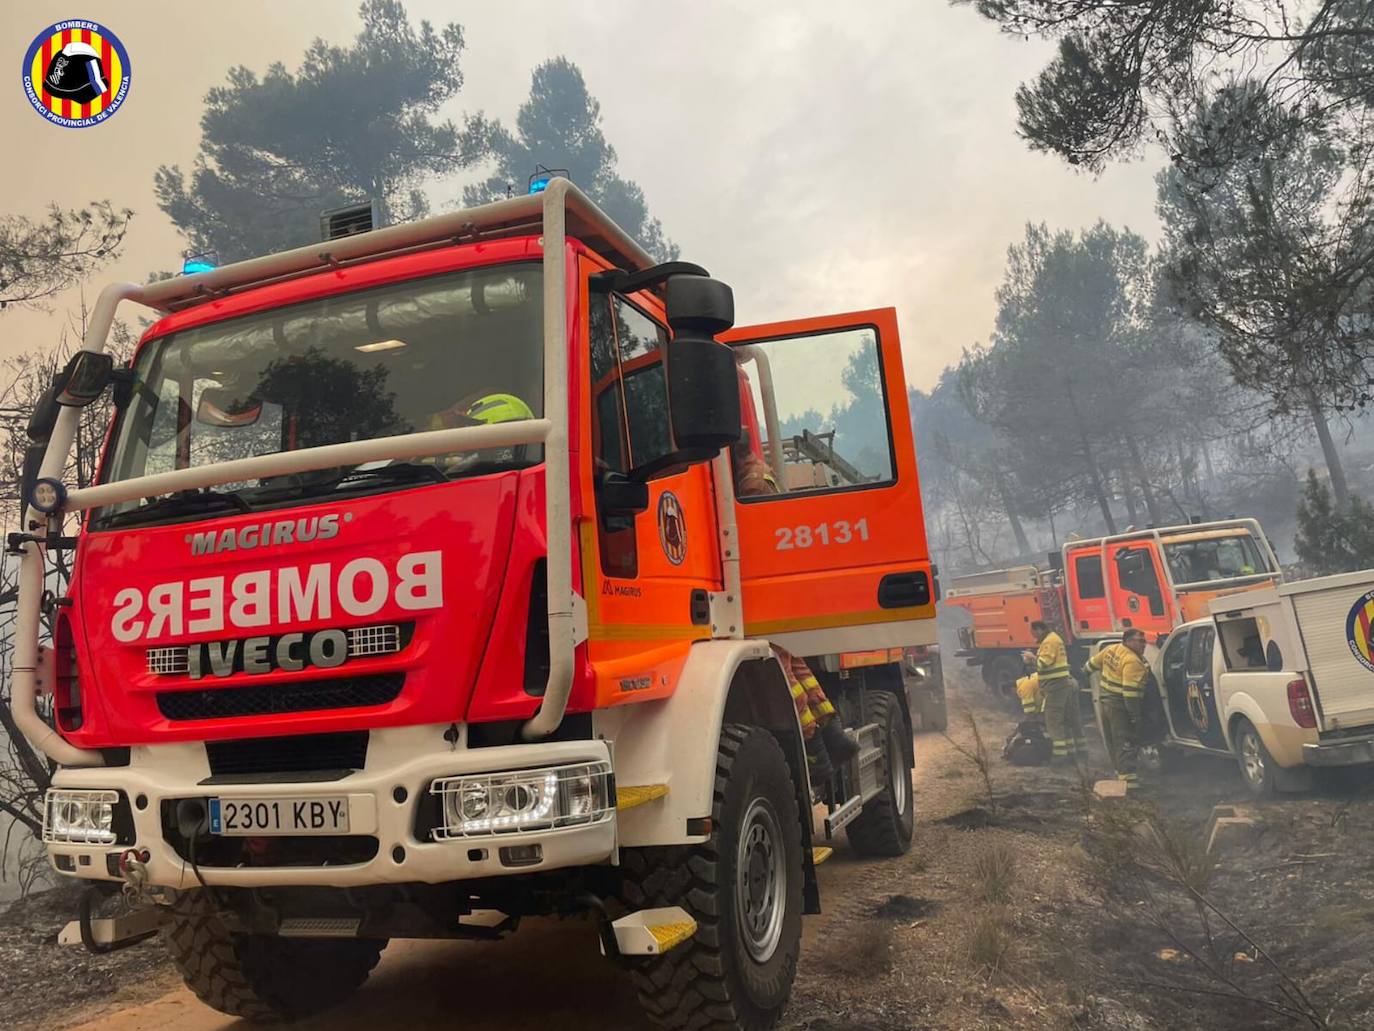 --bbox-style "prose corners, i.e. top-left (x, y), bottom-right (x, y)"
top-left (110, 551), bottom-right (442, 643)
